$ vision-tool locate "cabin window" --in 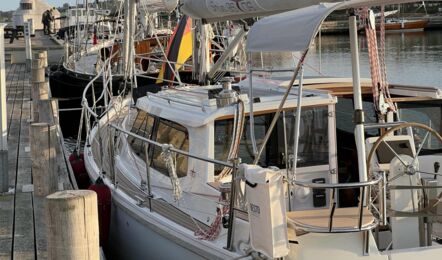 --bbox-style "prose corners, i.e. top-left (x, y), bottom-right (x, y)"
top-left (128, 111), bottom-right (189, 178)
top-left (214, 106), bottom-right (329, 174)
top-left (128, 110), bottom-right (155, 160)
top-left (285, 107), bottom-right (329, 167)
top-left (398, 101), bottom-right (442, 151)
top-left (151, 119), bottom-right (189, 178)
top-left (21, 3), bottom-right (32, 10)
